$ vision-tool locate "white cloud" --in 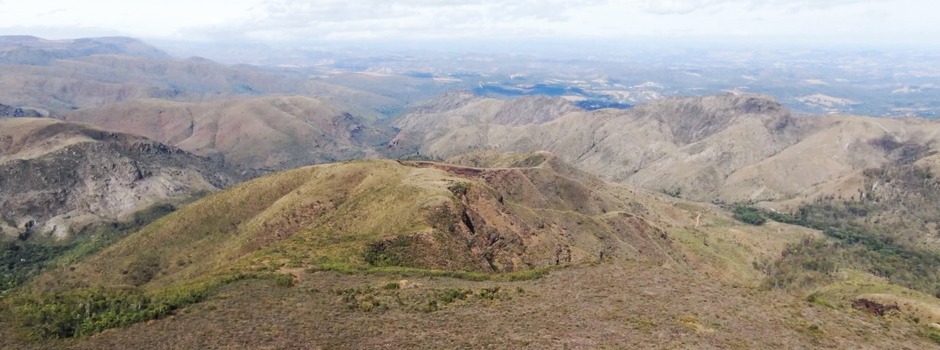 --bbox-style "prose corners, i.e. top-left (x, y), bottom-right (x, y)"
top-left (226, 0), bottom-right (605, 40)
top-left (0, 0), bottom-right (936, 47)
